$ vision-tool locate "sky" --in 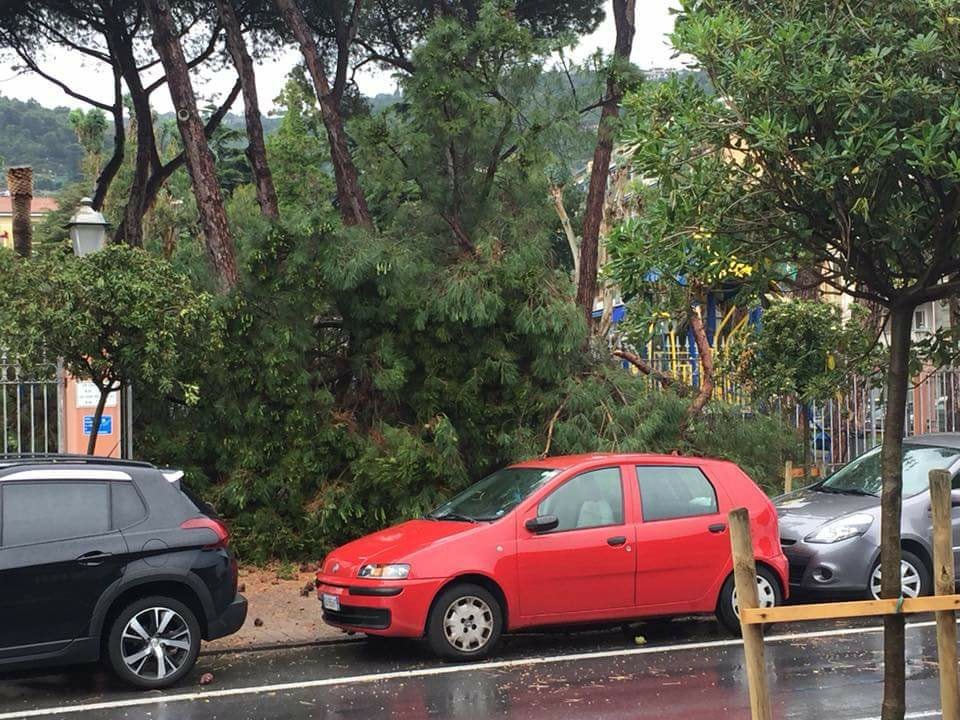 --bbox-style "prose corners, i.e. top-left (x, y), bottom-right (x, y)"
top-left (0, 1), bottom-right (687, 113)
